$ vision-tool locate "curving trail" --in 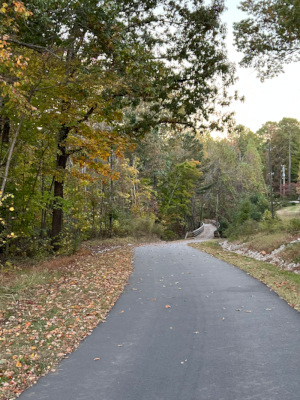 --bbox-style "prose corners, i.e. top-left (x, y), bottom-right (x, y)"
top-left (19, 239), bottom-right (300, 400)
top-left (196, 223), bottom-right (216, 240)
